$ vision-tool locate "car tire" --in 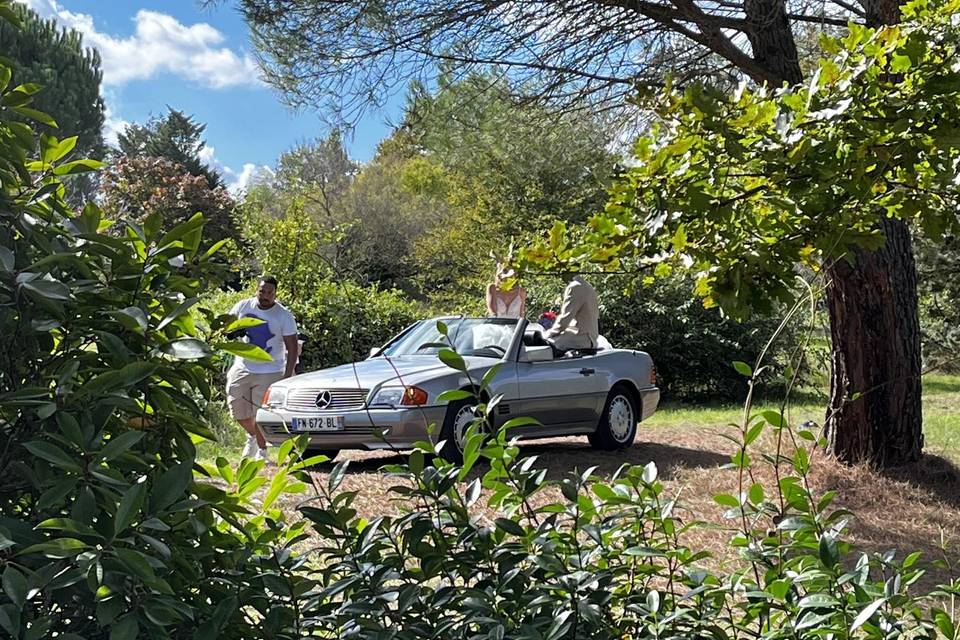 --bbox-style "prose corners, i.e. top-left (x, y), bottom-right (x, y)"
top-left (439, 398), bottom-right (481, 465)
top-left (590, 384), bottom-right (638, 450)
